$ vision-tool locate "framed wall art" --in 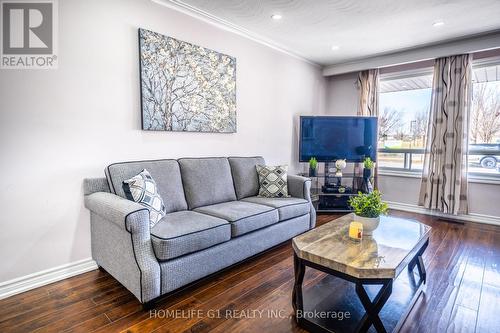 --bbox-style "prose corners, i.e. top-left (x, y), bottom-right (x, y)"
top-left (139, 28), bottom-right (237, 133)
